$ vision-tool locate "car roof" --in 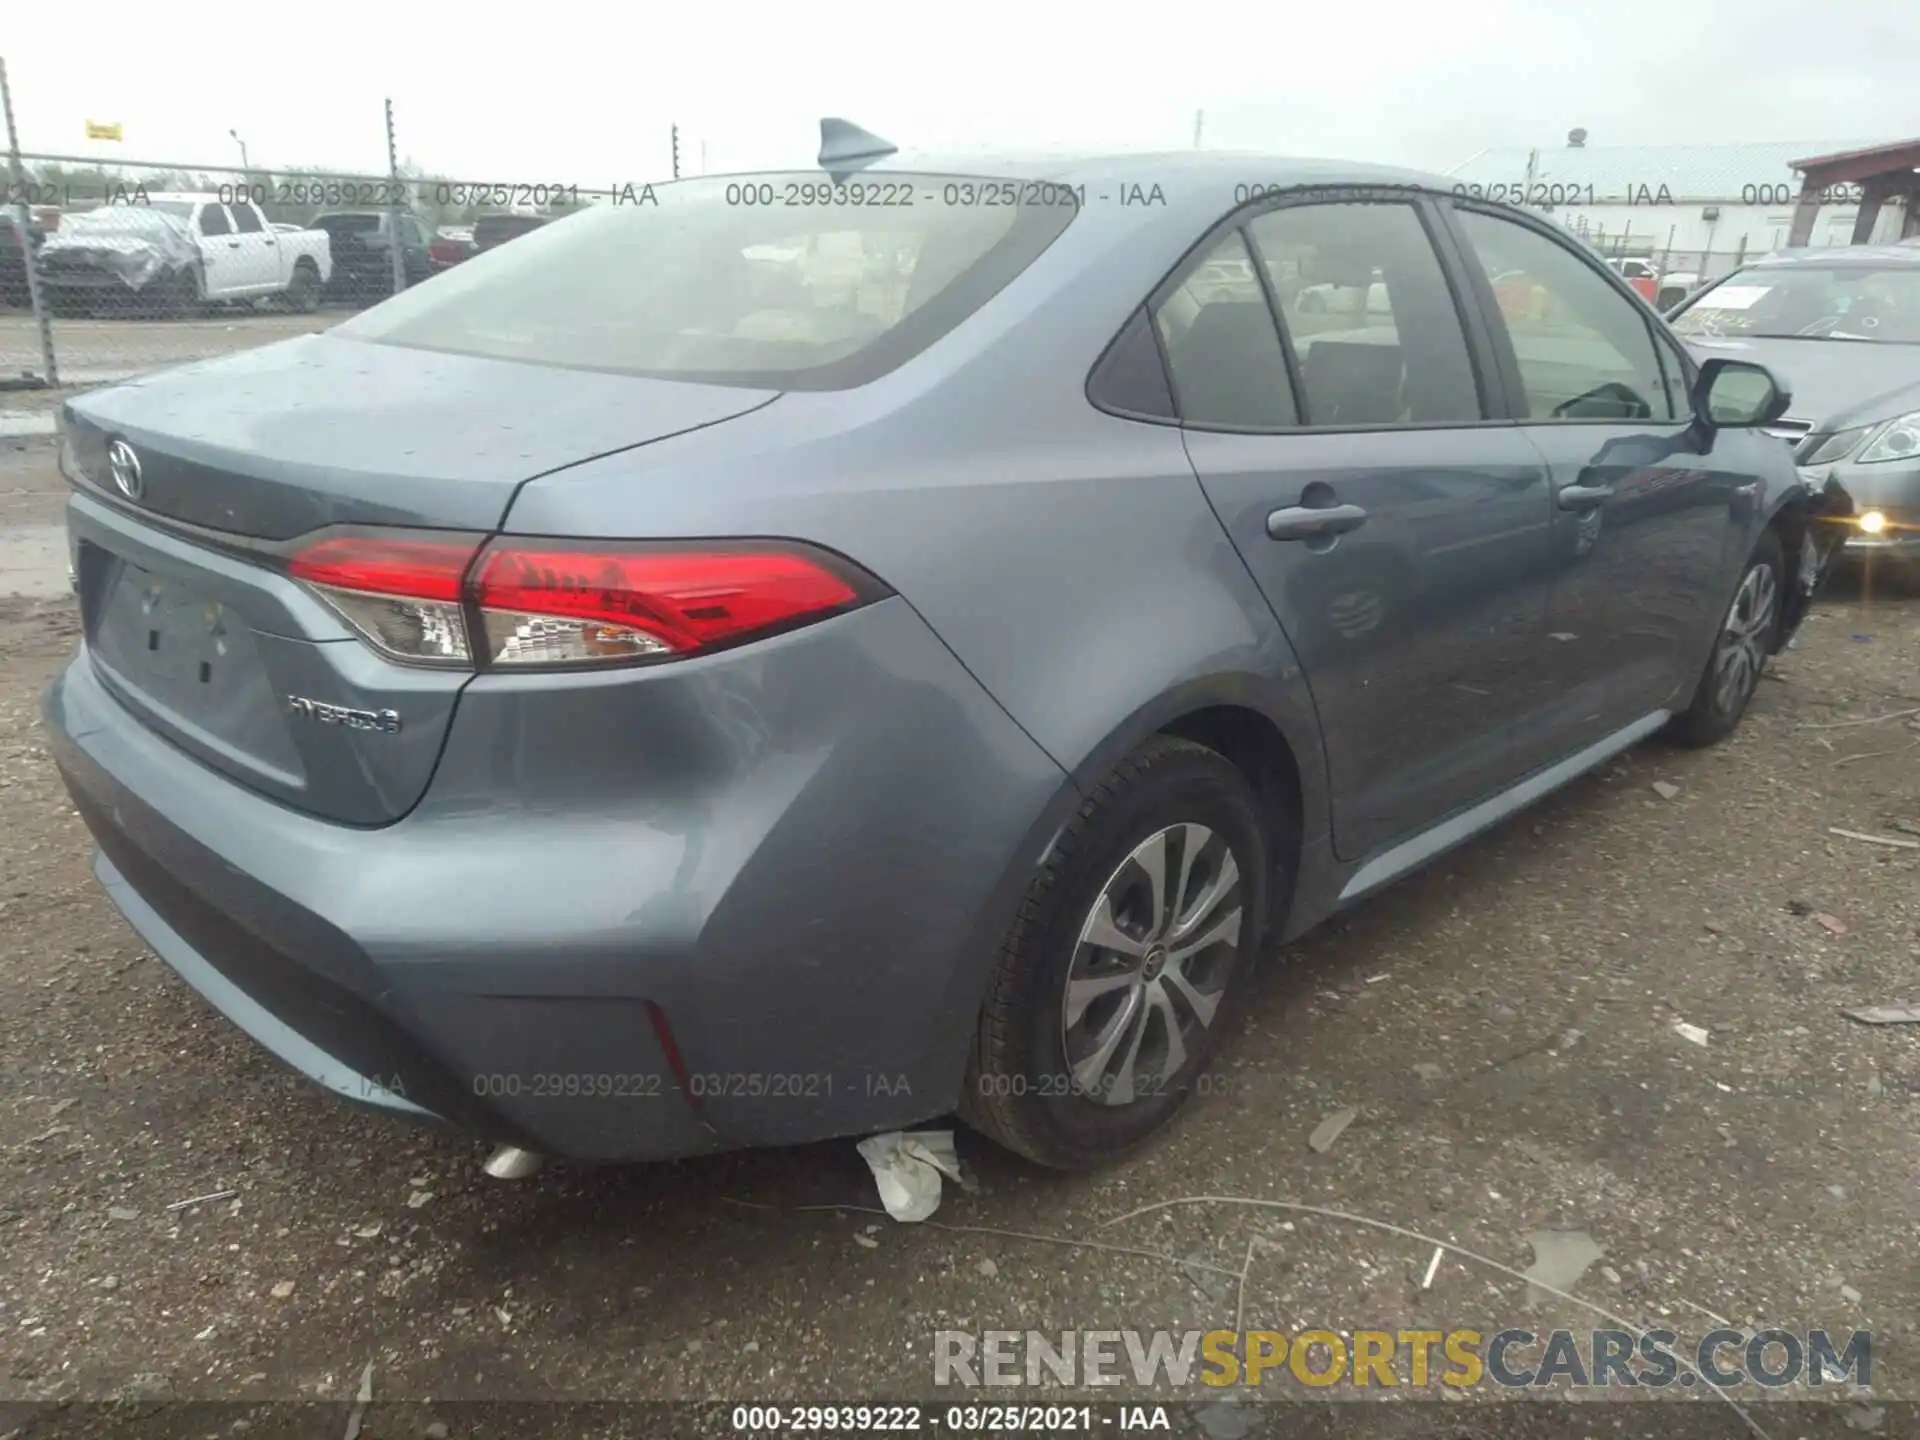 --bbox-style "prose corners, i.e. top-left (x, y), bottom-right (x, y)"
top-left (706, 150), bottom-right (1460, 238)
top-left (859, 147), bottom-right (1448, 191)
top-left (1744, 243), bottom-right (1920, 268)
